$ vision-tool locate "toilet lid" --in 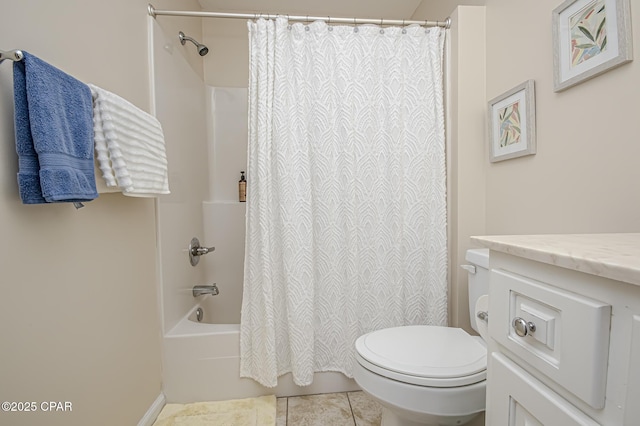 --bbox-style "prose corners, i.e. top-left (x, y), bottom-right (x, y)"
top-left (355, 325), bottom-right (487, 387)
